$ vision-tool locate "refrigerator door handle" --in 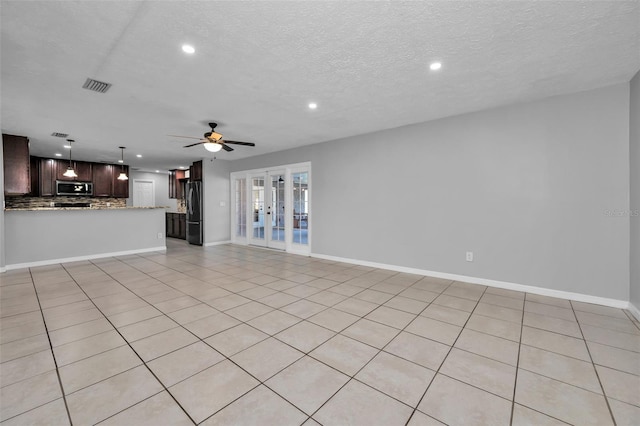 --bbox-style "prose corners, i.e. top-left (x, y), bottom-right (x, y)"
top-left (188, 186), bottom-right (193, 216)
